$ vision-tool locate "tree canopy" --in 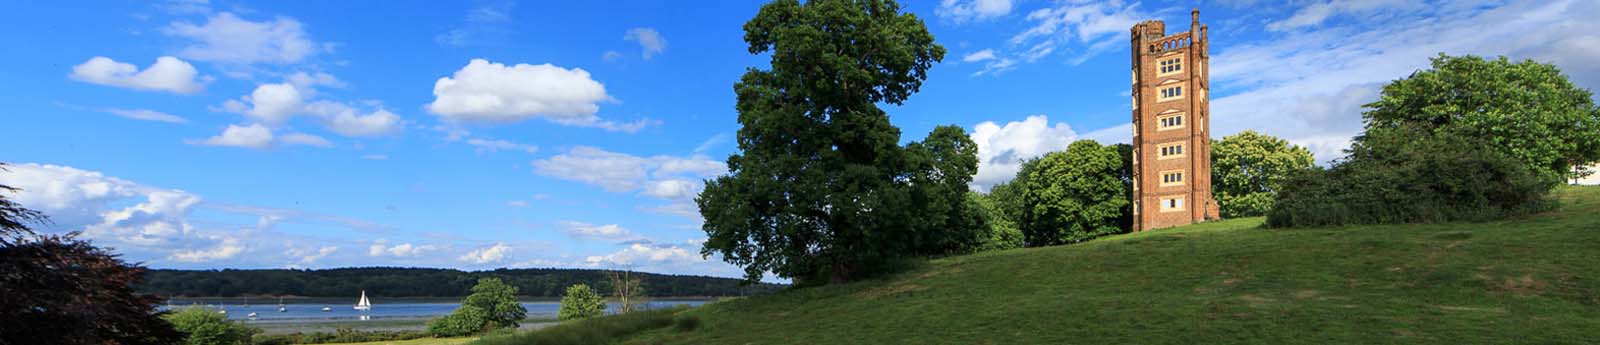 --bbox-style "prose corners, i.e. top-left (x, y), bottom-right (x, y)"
top-left (1361, 54), bottom-right (1600, 183)
top-left (1019, 140), bottom-right (1131, 246)
top-left (1211, 130), bottom-right (1315, 218)
top-left (558, 284), bottom-right (606, 321)
top-left (698, 0), bottom-right (974, 285)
